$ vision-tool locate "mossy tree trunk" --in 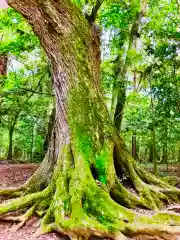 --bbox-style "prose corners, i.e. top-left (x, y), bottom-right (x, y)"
top-left (1, 1), bottom-right (180, 239)
top-left (0, 55), bottom-right (8, 76)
